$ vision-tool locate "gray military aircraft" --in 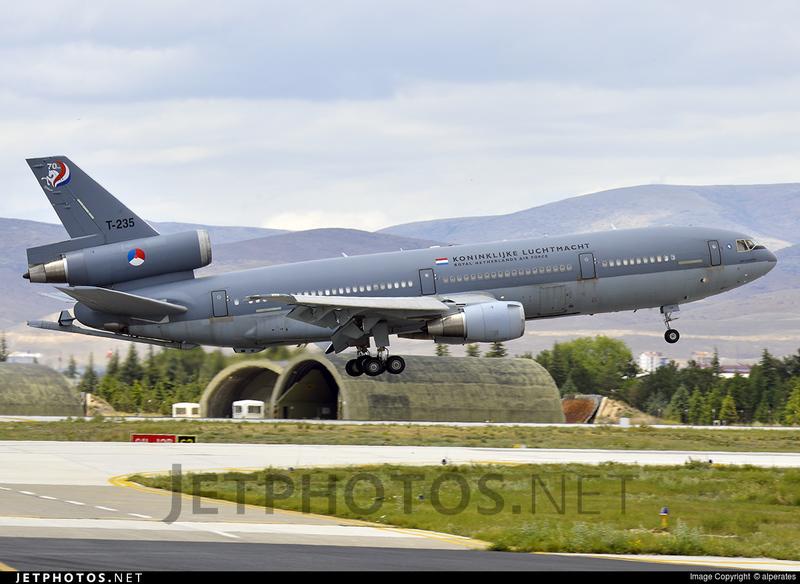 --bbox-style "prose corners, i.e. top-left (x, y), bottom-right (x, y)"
top-left (24, 156), bottom-right (777, 376)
